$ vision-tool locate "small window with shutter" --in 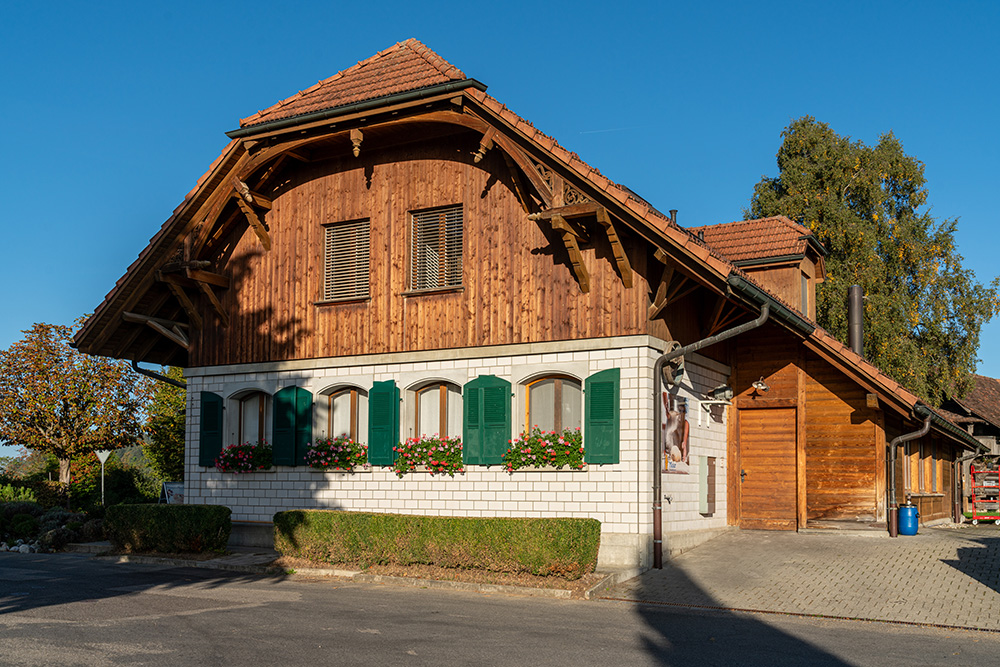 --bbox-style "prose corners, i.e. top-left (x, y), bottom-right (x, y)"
top-left (323, 218), bottom-right (370, 301)
top-left (410, 205), bottom-right (463, 291)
